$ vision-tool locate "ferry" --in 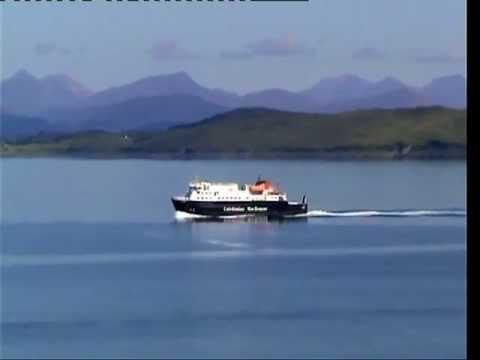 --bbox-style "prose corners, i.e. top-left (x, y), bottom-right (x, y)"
top-left (172, 178), bottom-right (308, 218)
